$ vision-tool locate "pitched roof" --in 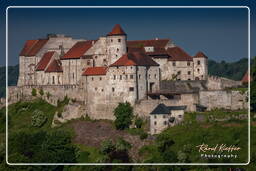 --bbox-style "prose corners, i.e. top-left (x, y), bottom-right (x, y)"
top-left (45, 59), bottom-right (63, 72)
top-left (167, 46), bottom-right (193, 61)
top-left (20, 39), bottom-right (48, 56)
top-left (107, 24), bottom-right (126, 36)
top-left (19, 40), bottom-right (38, 56)
top-left (127, 39), bottom-right (170, 48)
top-left (61, 41), bottom-right (93, 59)
top-left (35, 51), bottom-right (55, 71)
top-left (110, 52), bottom-right (159, 67)
top-left (82, 67), bottom-right (108, 76)
top-left (150, 103), bottom-right (187, 115)
top-left (194, 51), bottom-right (208, 58)
top-left (241, 70), bottom-right (250, 83)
